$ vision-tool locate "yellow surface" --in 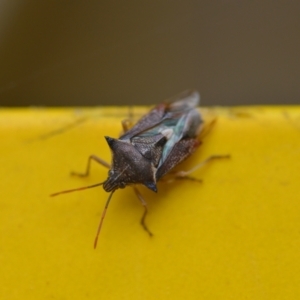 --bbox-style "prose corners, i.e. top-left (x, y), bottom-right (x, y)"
top-left (1, 106), bottom-right (300, 299)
